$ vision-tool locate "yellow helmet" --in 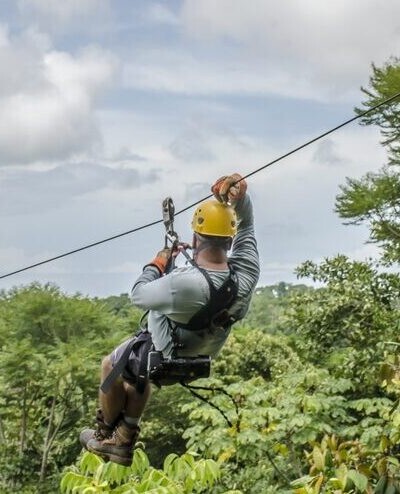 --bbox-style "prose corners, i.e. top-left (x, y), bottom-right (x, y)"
top-left (191, 199), bottom-right (237, 237)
